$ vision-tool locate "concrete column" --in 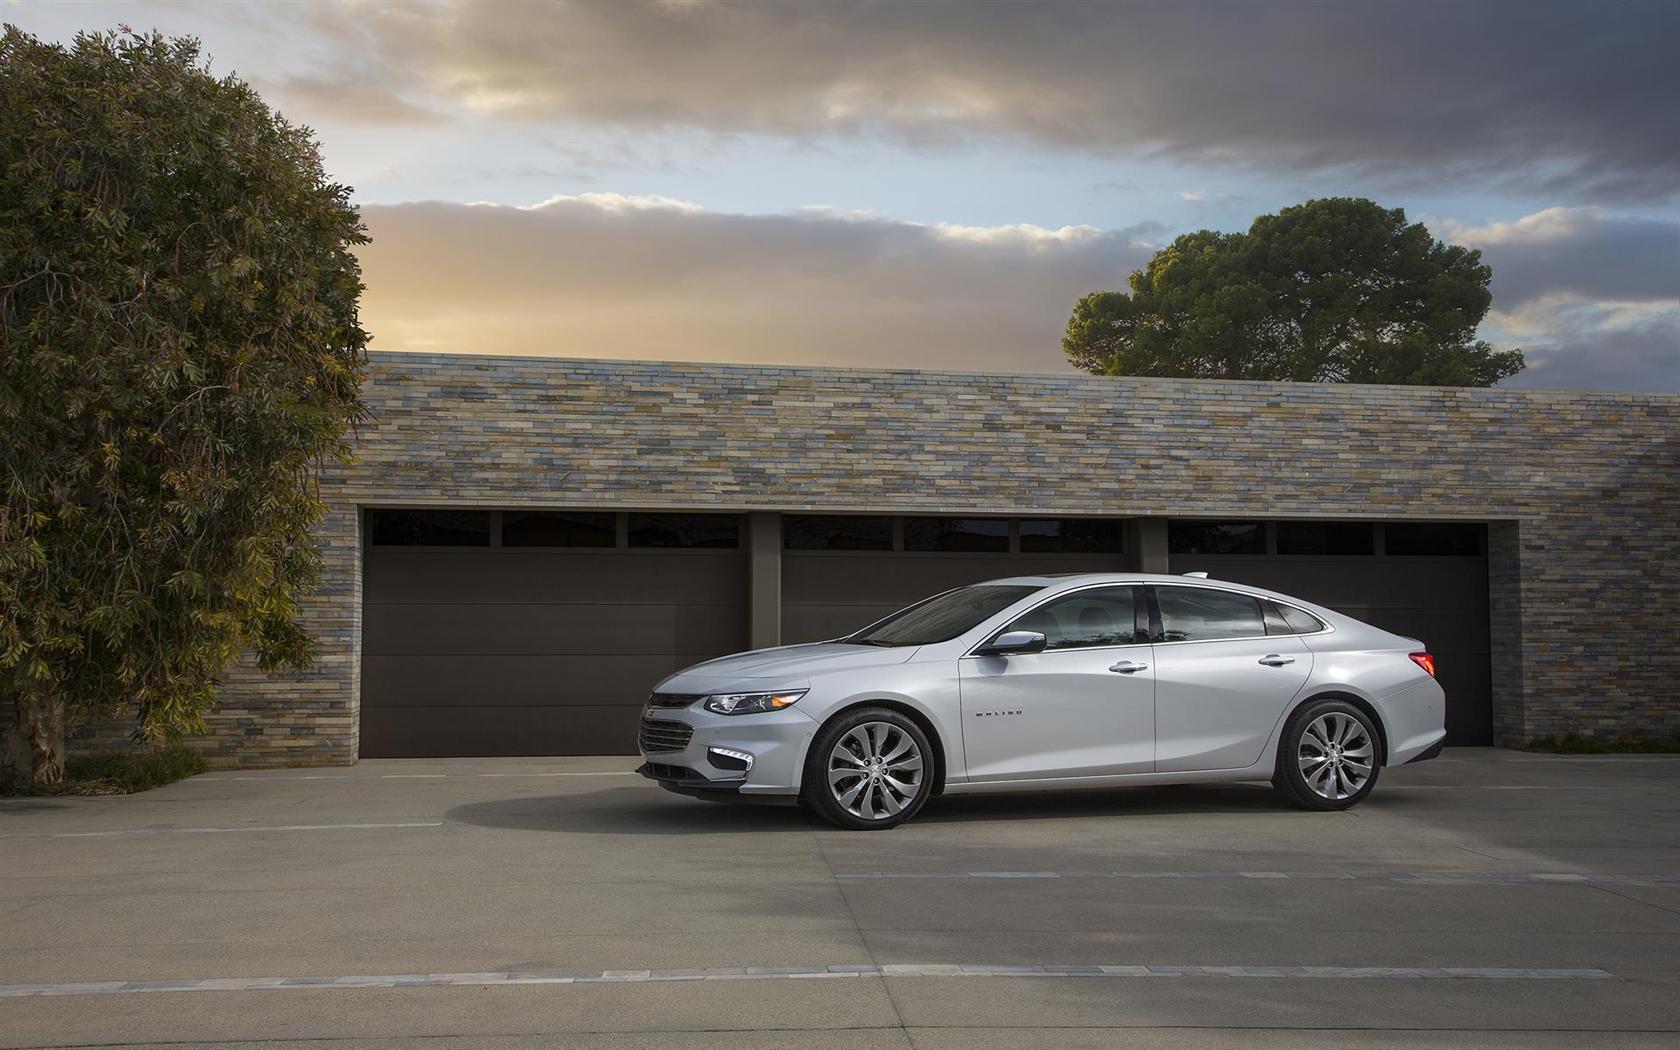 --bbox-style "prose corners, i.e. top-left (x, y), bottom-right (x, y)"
top-left (1130, 516), bottom-right (1170, 573)
top-left (747, 512), bottom-right (782, 650)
